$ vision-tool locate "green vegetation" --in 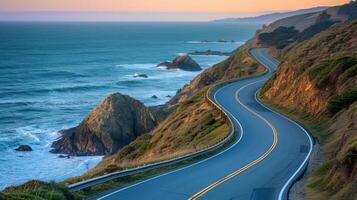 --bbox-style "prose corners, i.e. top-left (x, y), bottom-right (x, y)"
top-left (308, 56), bottom-right (357, 89)
top-left (258, 13), bottom-right (337, 49)
top-left (1, 181), bottom-right (81, 200)
top-left (345, 63), bottom-right (357, 77)
top-left (298, 12), bottom-right (336, 42)
top-left (327, 88), bottom-right (357, 114)
top-left (258, 26), bottom-right (299, 49)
